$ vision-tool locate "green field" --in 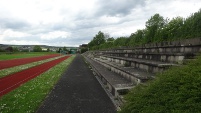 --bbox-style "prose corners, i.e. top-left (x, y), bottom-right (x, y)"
top-left (0, 52), bottom-right (58, 60)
